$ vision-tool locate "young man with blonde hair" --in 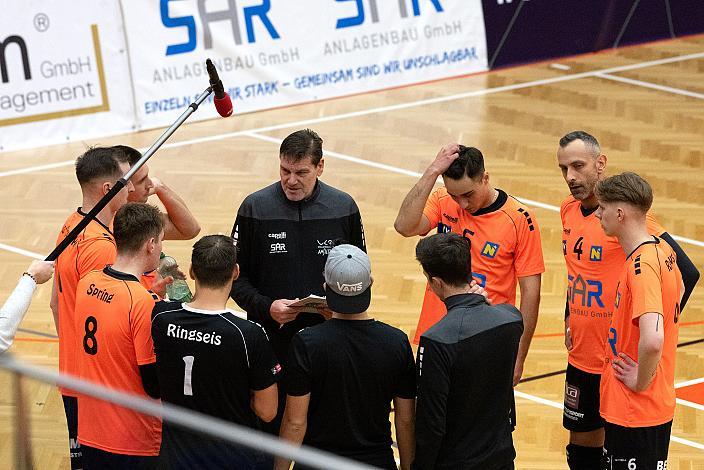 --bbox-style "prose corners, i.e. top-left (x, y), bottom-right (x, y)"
top-left (595, 172), bottom-right (683, 470)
